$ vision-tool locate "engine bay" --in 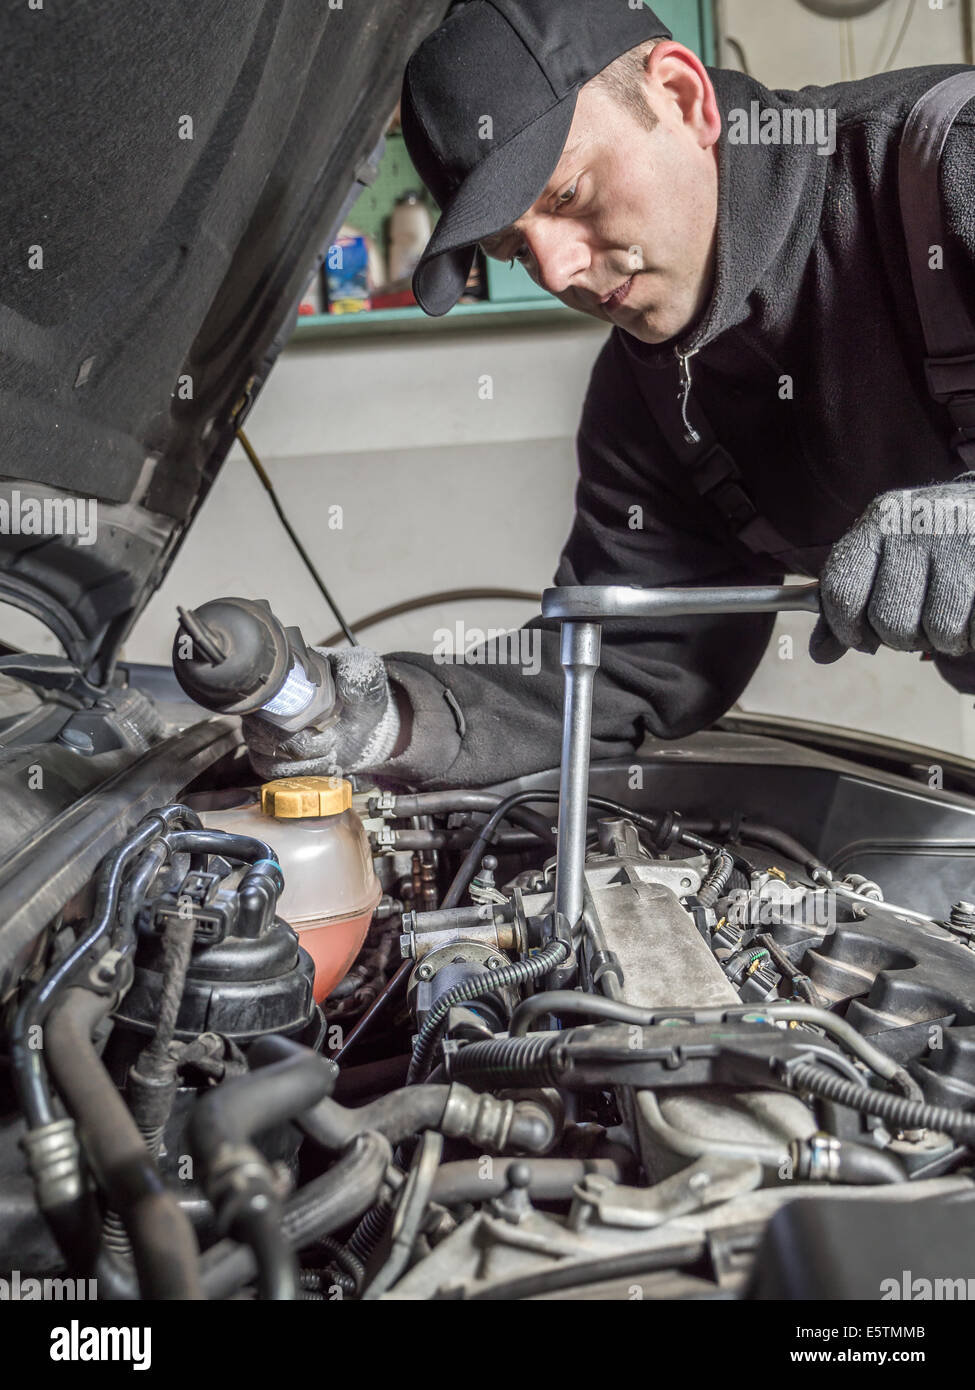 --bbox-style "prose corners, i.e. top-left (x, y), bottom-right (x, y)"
top-left (5, 683), bottom-right (975, 1301)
